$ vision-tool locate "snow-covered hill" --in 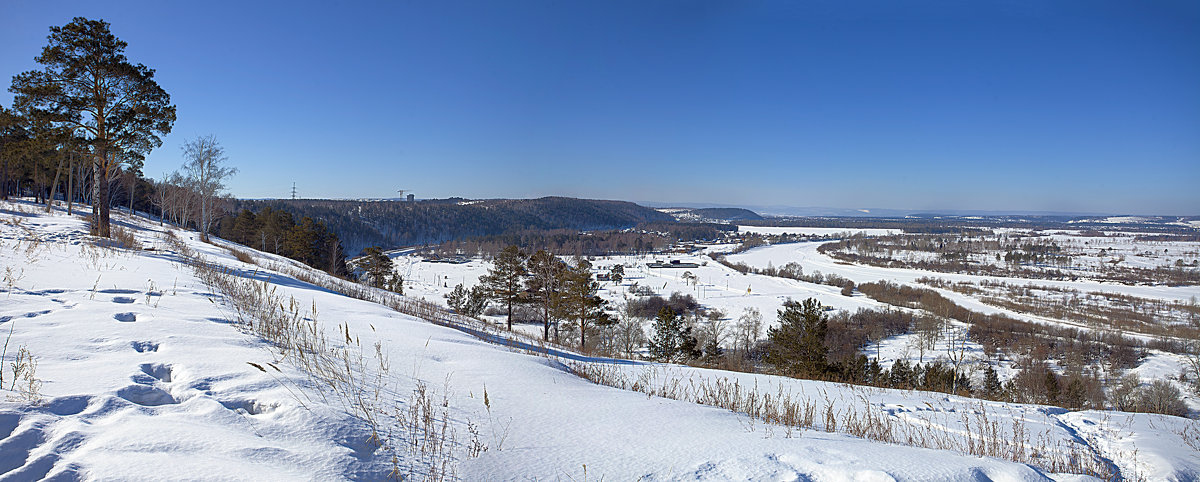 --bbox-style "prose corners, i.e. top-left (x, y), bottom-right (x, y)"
top-left (2, 199), bottom-right (1198, 480)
